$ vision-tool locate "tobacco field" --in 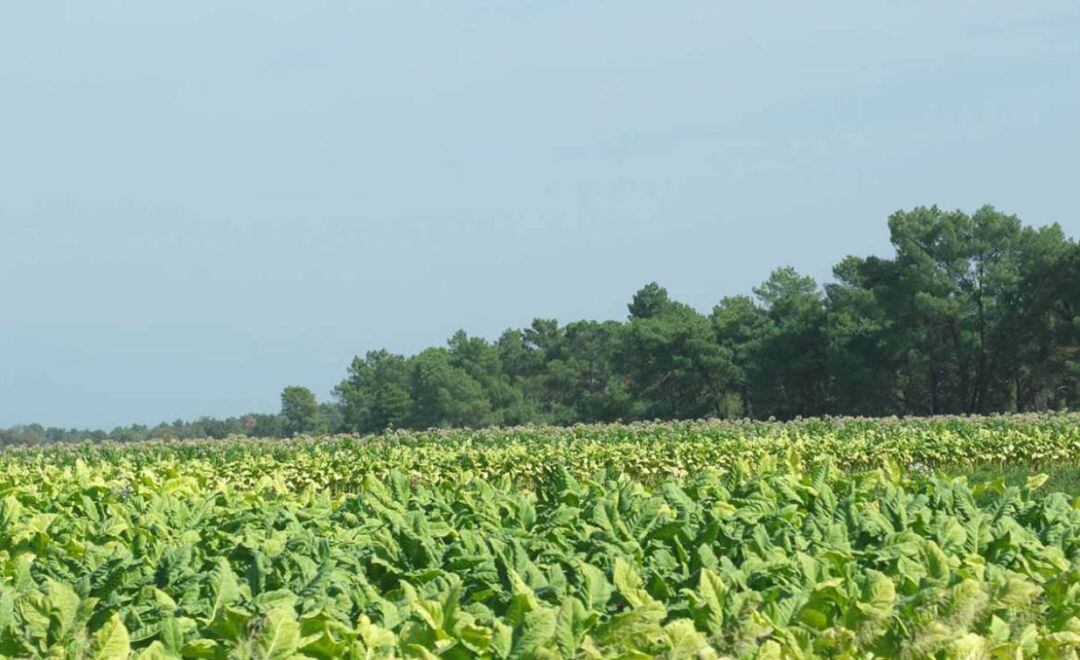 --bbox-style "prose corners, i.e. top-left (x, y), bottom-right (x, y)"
top-left (1, 414), bottom-right (1079, 658)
